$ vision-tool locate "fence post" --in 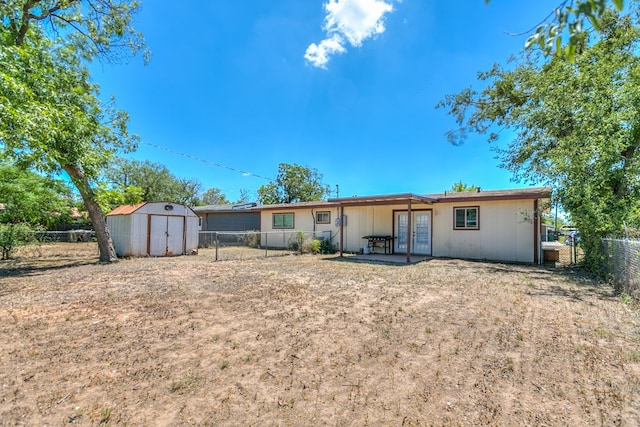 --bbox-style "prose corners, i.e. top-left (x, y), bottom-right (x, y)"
top-left (264, 232), bottom-right (268, 258)
top-left (215, 232), bottom-right (219, 261)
